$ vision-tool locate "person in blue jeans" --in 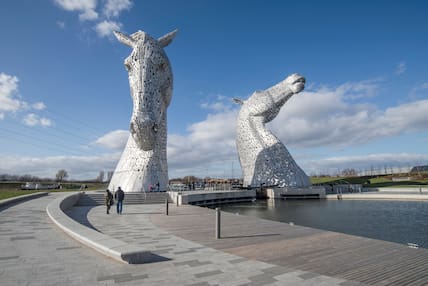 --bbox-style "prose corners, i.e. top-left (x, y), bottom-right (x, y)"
top-left (115, 186), bottom-right (125, 214)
